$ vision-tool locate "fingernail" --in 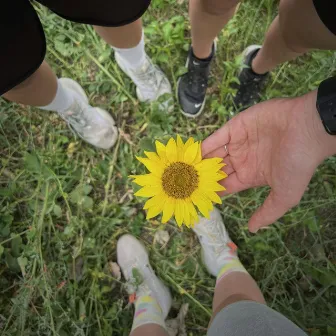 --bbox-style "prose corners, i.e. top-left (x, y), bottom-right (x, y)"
top-left (249, 228), bottom-right (258, 234)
